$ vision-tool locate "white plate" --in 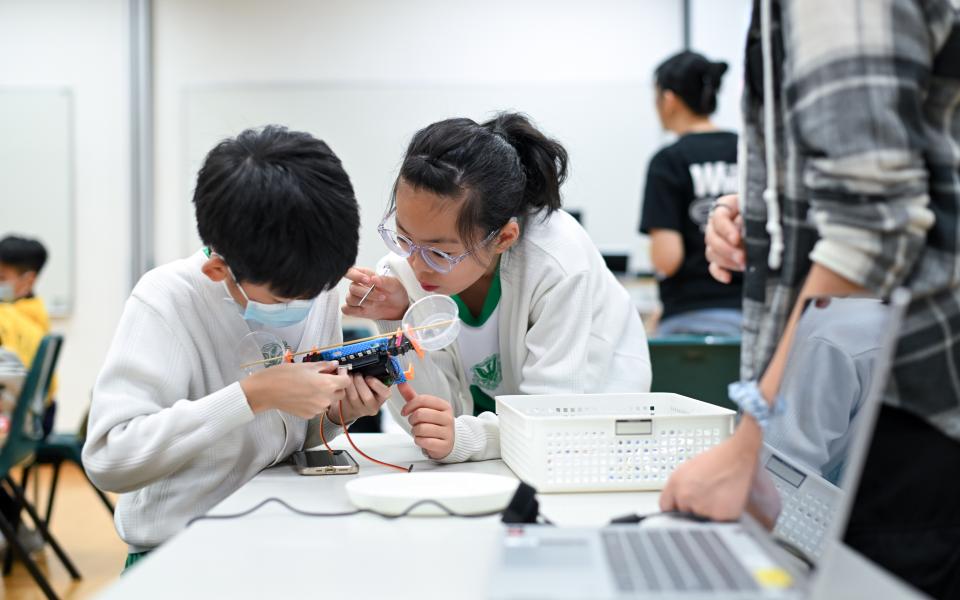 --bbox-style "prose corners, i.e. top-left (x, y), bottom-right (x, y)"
top-left (345, 472), bottom-right (518, 516)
